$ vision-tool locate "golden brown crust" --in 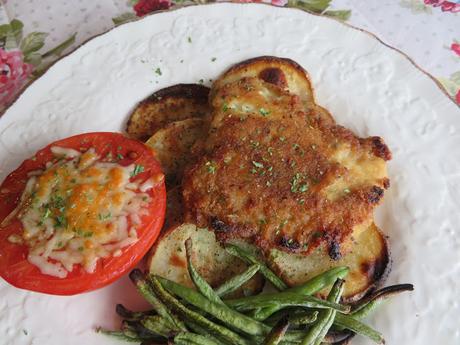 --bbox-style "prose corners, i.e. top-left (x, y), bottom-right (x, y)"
top-left (126, 84), bottom-right (210, 141)
top-left (183, 77), bottom-right (390, 258)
